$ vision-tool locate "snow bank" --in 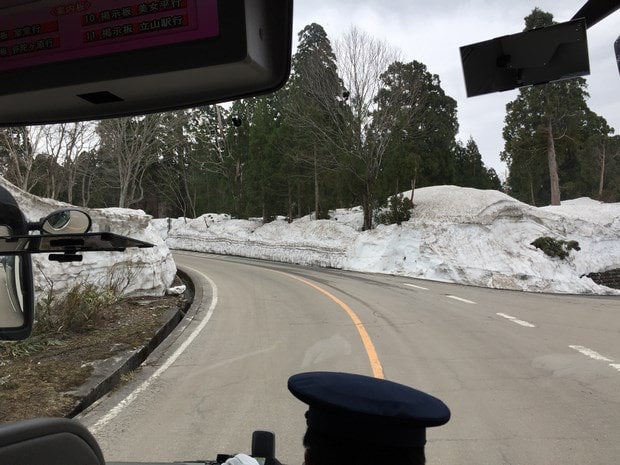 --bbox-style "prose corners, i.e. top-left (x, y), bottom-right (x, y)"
top-left (155, 186), bottom-right (620, 295)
